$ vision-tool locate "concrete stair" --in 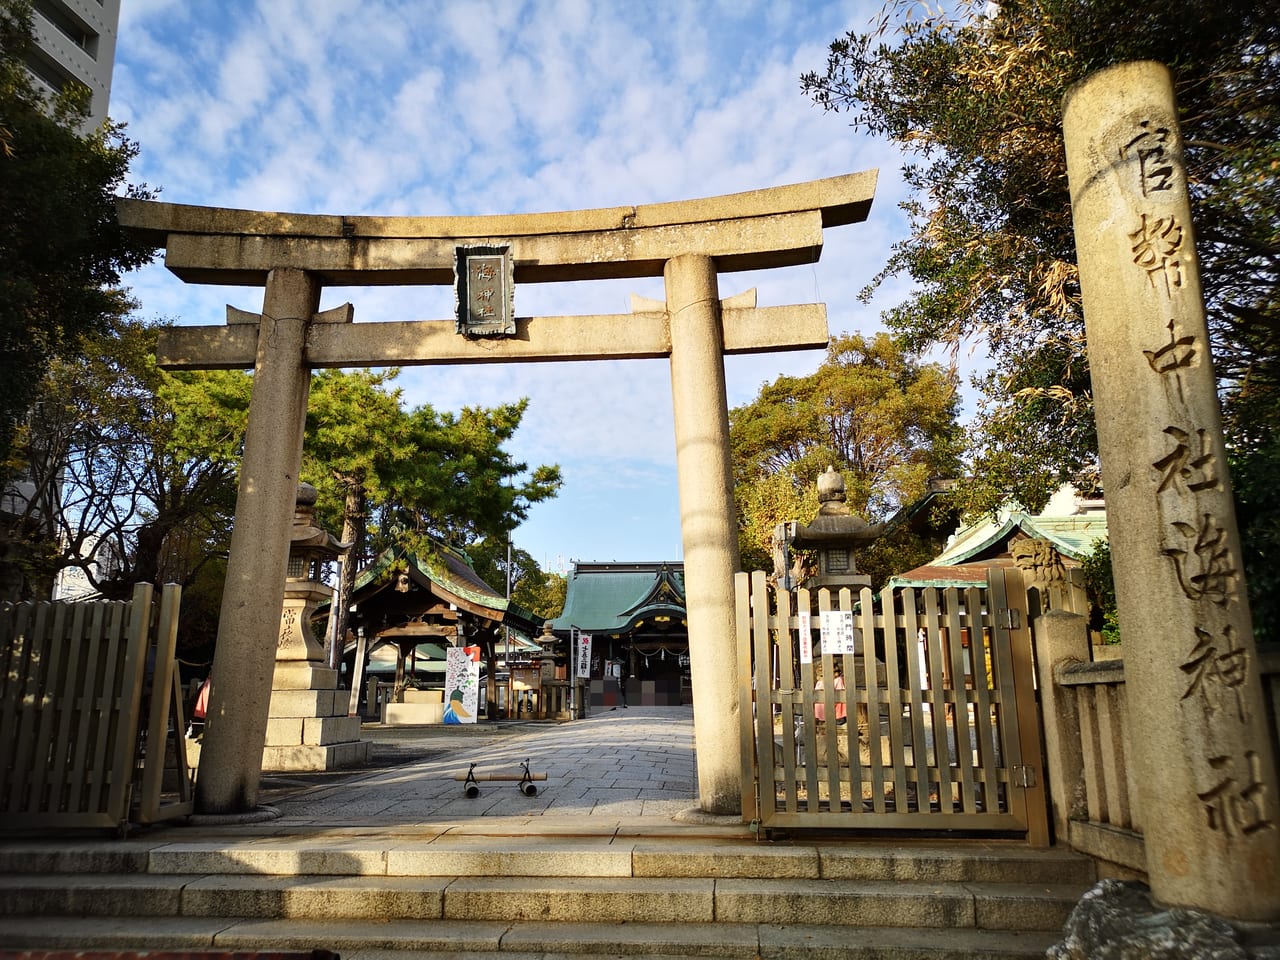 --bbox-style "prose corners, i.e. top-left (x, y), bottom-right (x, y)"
top-left (0, 835), bottom-right (1093, 958)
